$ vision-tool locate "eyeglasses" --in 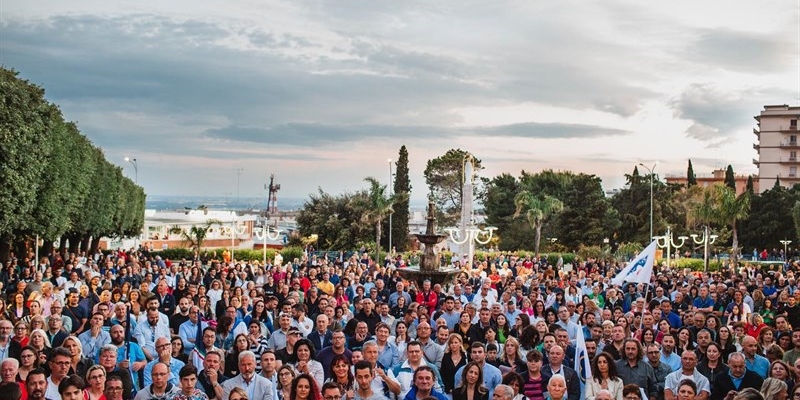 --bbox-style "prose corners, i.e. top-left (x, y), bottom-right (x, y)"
top-left (105, 387), bottom-right (123, 392)
top-left (279, 371), bottom-right (293, 377)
